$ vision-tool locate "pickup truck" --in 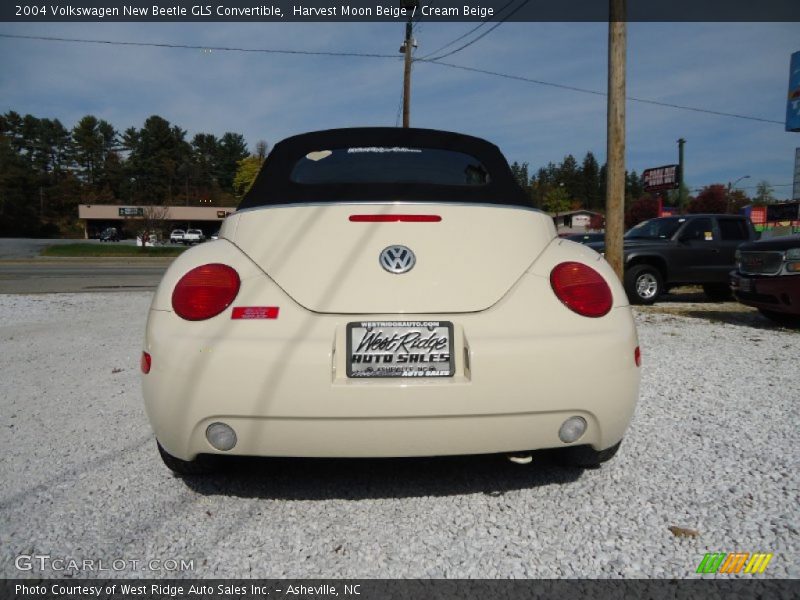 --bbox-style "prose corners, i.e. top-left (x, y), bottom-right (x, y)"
top-left (730, 234), bottom-right (800, 326)
top-left (587, 214), bottom-right (757, 304)
top-left (182, 229), bottom-right (205, 245)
